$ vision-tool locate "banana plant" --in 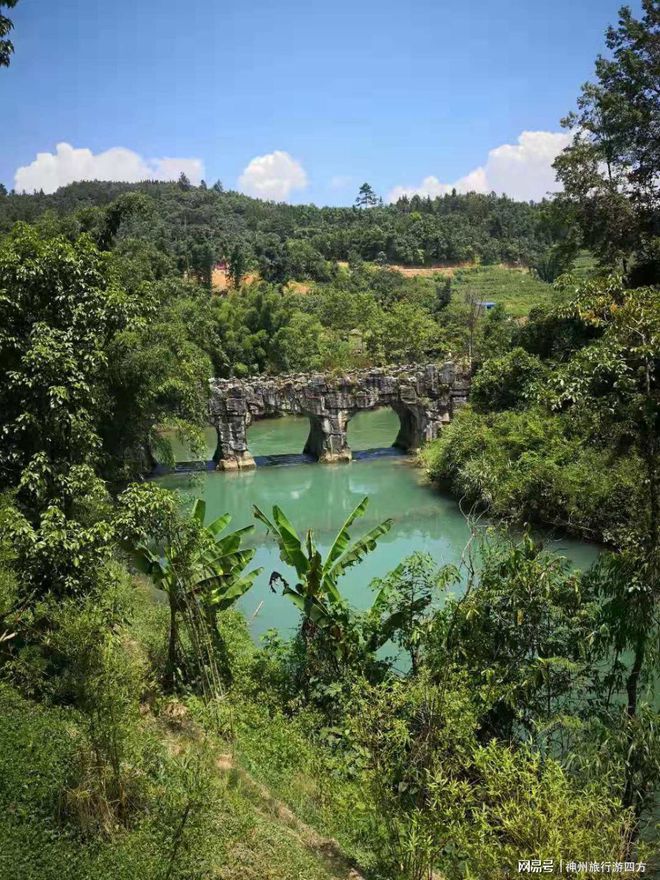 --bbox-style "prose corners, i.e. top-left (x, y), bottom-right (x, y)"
top-left (253, 496), bottom-right (392, 654)
top-left (133, 498), bottom-right (261, 690)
